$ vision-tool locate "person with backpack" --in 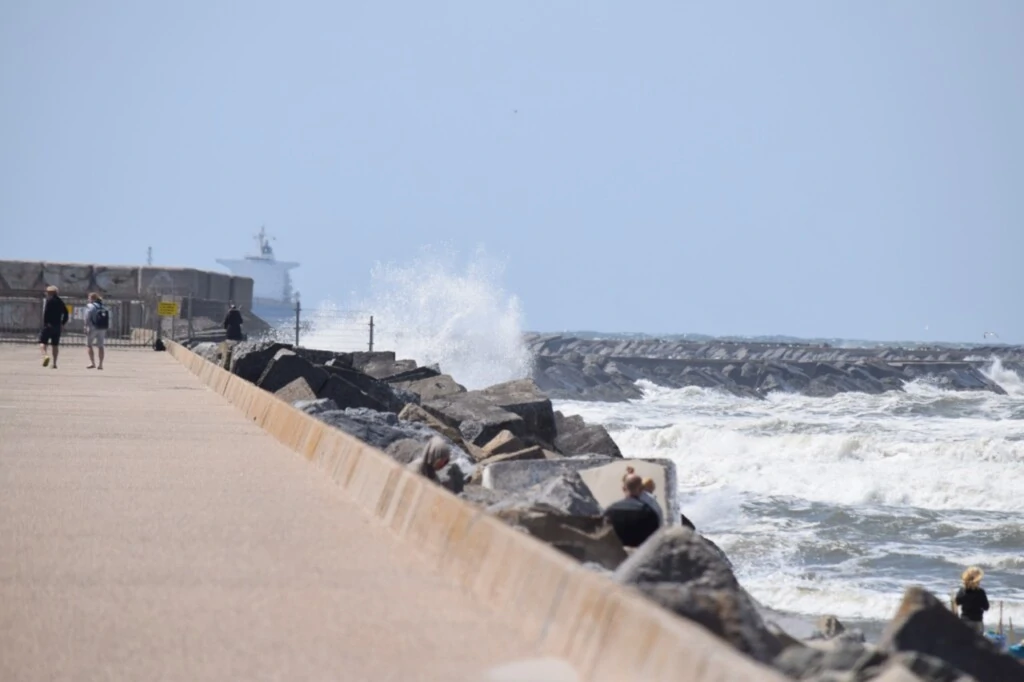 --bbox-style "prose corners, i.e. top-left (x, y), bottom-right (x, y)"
top-left (40, 285), bottom-right (69, 368)
top-left (84, 292), bottom-right (110, 370)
